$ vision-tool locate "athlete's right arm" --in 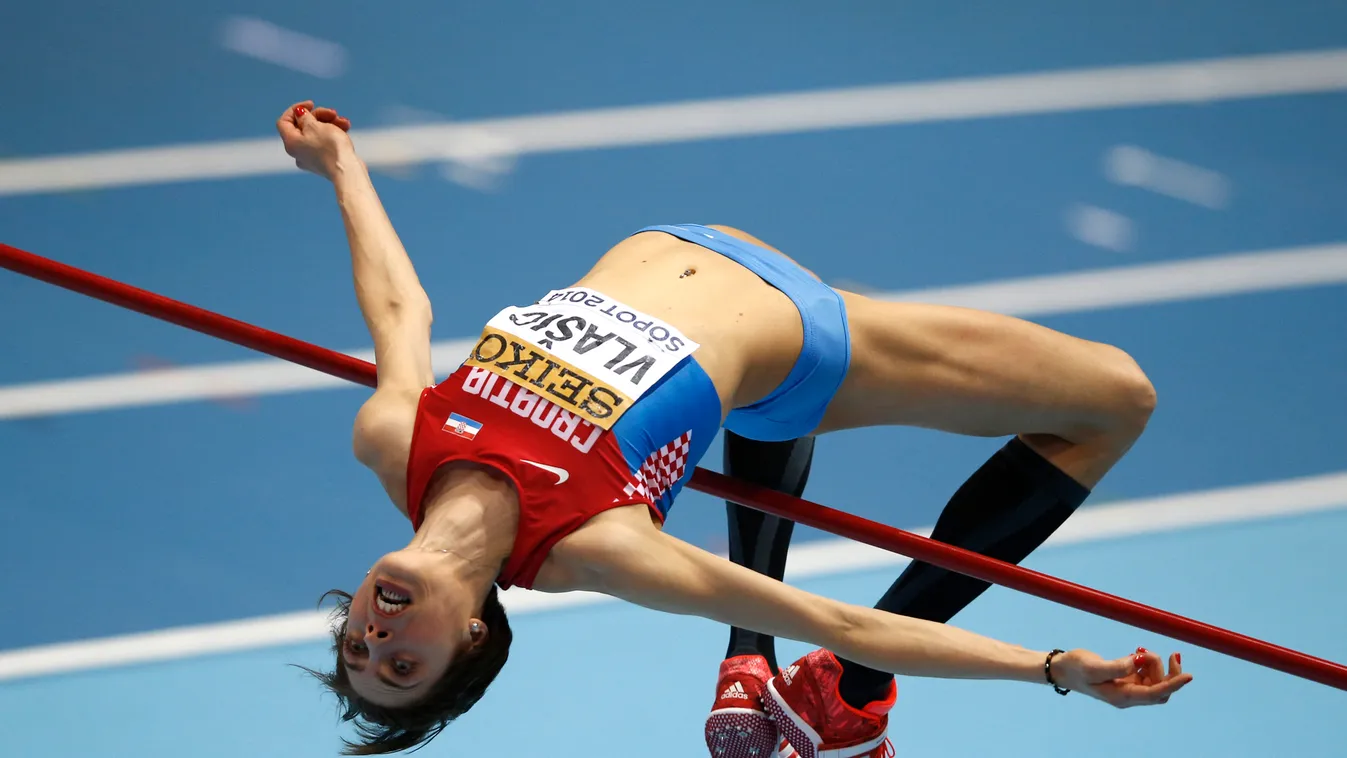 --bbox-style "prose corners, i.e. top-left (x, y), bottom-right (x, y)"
top-left (561, 520), bottom-right (1192, 708)
top-left (278, 101), bottom-right (435, 392)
